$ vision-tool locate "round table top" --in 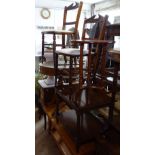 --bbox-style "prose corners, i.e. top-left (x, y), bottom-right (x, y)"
top-left (39, 61), bottom-right (79, 76)
top-left (39, 61), bottom-right (54, 68)
top-left (39, 61), bottom-right (55, 76)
